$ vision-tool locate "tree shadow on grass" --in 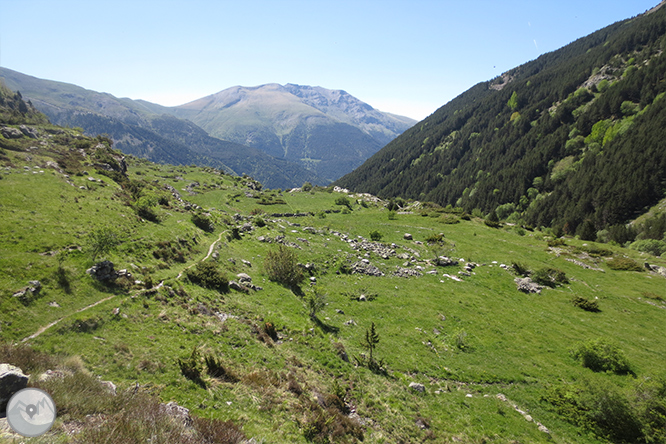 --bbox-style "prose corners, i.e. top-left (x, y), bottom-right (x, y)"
top-left (312, 316), bottom-right (339, 335)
